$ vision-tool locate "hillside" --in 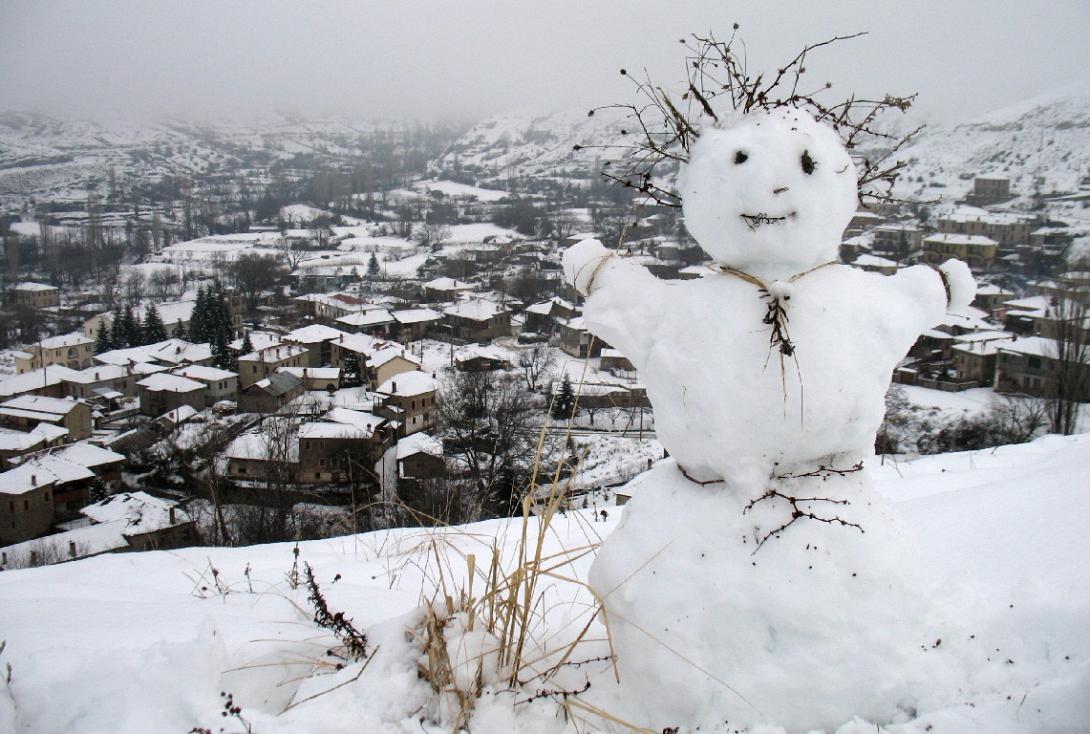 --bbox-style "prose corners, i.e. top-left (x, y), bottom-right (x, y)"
top-left (897, 80), bottom-right (1090, 204)
top-left (2, 433), bottom-right (1087, 733)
